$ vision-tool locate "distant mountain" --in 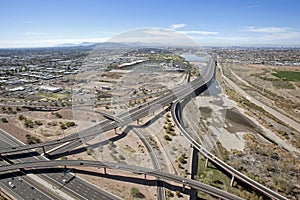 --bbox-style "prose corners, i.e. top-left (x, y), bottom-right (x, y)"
top-left (56, 42), bottom-right (99, 47)
top-left (55, 41), bottom-right (181, 48)
top-left (95, 42), bottom-right (129, 48)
